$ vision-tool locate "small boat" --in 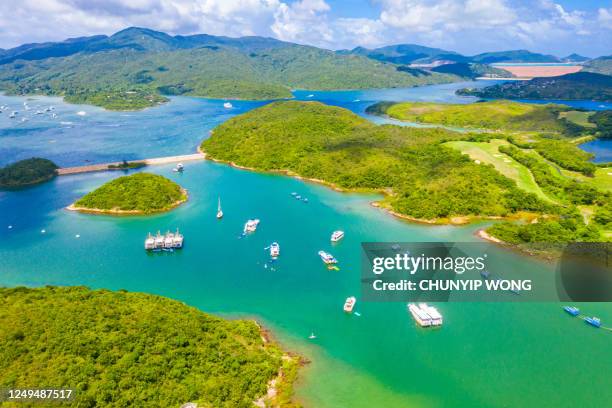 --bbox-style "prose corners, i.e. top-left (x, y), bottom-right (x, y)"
top-left (307, 94), bottom-right (314, 98)
top-left (302, 197), bottom-right (309, 203)
top-left (244, 219), bottom-right (260, 233)
top-left (176, 163), bottom-right (184, 172)
top-left (343, 296), bottom-right (356, 313)
top-left (223, 102), bottom-right (233, 109)
top-left (331, 230), bottom-right (344, 242)
top-left (76, 111), bottom-right (87, 116)
top-left (9, 111), bottom-right (17, 118)
top-left (353, 99), bottom-right (360, 102)
top-left (585, 317), bottom-right (601, 328)
top-left (216, 197), bottom-right (223, 219)
top-left (308, 332), bottom-right (317, 339)
top-left (35, 110), bottom-right (44, 115)
top-left (291, 192), bottom-right (297, 196)
top-left (295, 195), bottom-right (302, 200)
top-left (563, 306), bottom-right (580, 316)
top-left (480, 270), bottom-right (490, 279)
top-left (270, 242), bottom-right (280, 258)
top-left (318, 250), bottom-right (337, 264)
top-left (144, 233), bottom-right (156, 250)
